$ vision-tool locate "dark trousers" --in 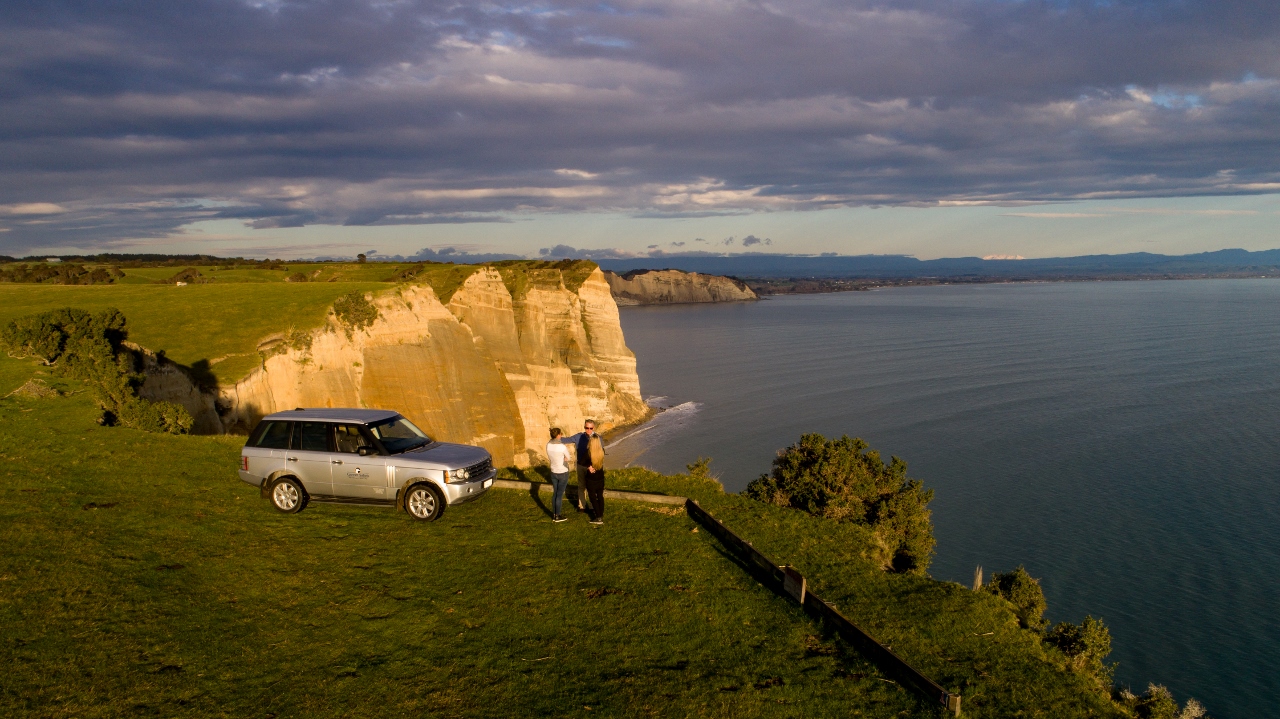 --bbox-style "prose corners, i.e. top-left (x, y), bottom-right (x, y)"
top-left (583, 469), bottom-right (605, 520)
